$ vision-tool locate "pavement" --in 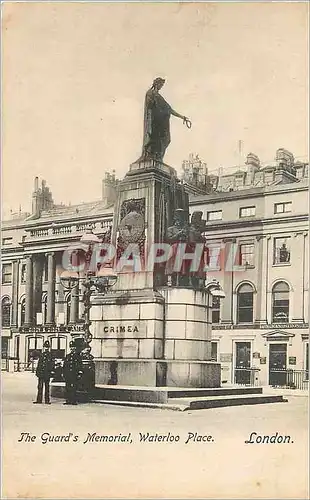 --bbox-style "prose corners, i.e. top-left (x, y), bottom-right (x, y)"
top-left (2, 372), bottom-right (309, 499)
